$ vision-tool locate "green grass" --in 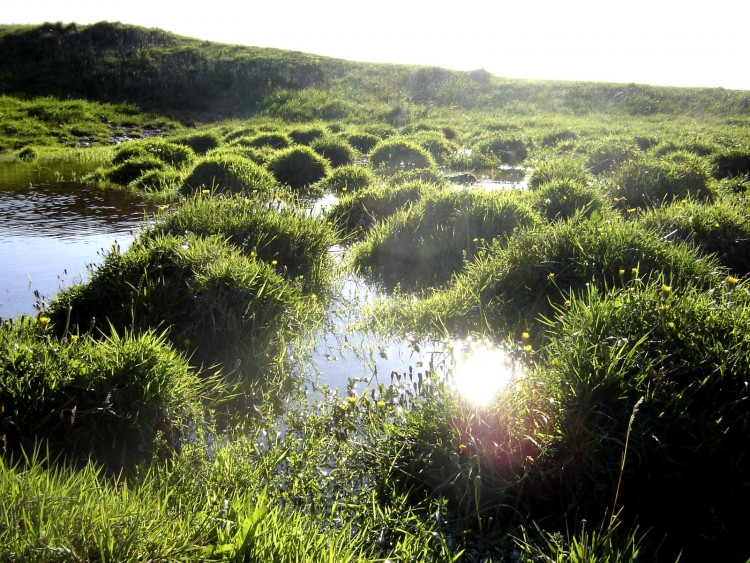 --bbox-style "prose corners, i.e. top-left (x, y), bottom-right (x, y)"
top-left (181, 154), bottom-right (277, 195)
top-left (266, 145), bottom-right (331, 190)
